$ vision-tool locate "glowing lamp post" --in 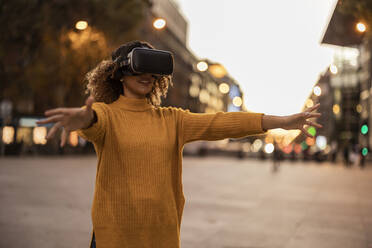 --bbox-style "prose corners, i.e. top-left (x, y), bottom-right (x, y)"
top-left (208, 64), bottom-right (227, 78)
top-left (330, 64), bottom-right (338, 74)
top-left (313, 86), bottom-right (321, 96)
top-left (333, 104), bottom-right (340, 115)
top-left (356, 22), bottom-right (367, 33)
top-left (75, 20), bottom-right (88, 30)
top-left (219, 83), bottom-right (230, 94)
top-left (232, 96), bottom-right (242, 107)
top-left (153, 18), bottom-right (166, 30)
top-left (197, 61), bottom-right (208, 72)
